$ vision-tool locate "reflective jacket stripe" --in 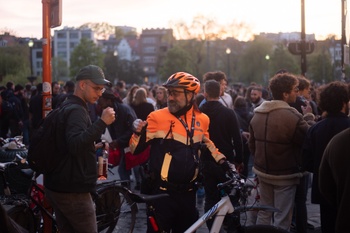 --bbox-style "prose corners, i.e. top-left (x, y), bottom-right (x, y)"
top-left (161, 152), bottom-right (172, 181)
